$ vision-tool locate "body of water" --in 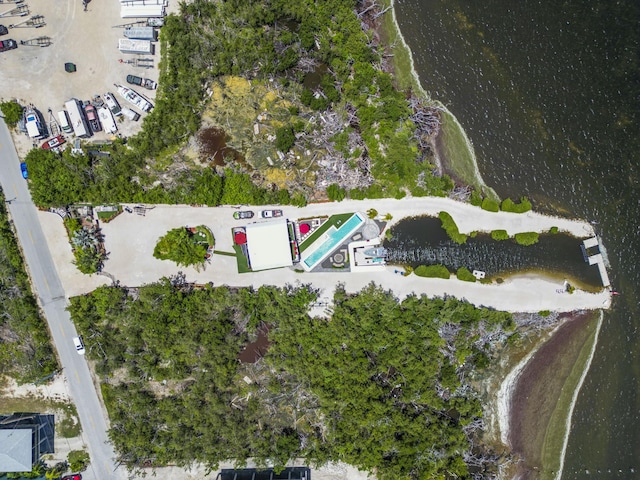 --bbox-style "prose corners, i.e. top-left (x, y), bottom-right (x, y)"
top-left (395, 0), bottom-right (639, 476)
